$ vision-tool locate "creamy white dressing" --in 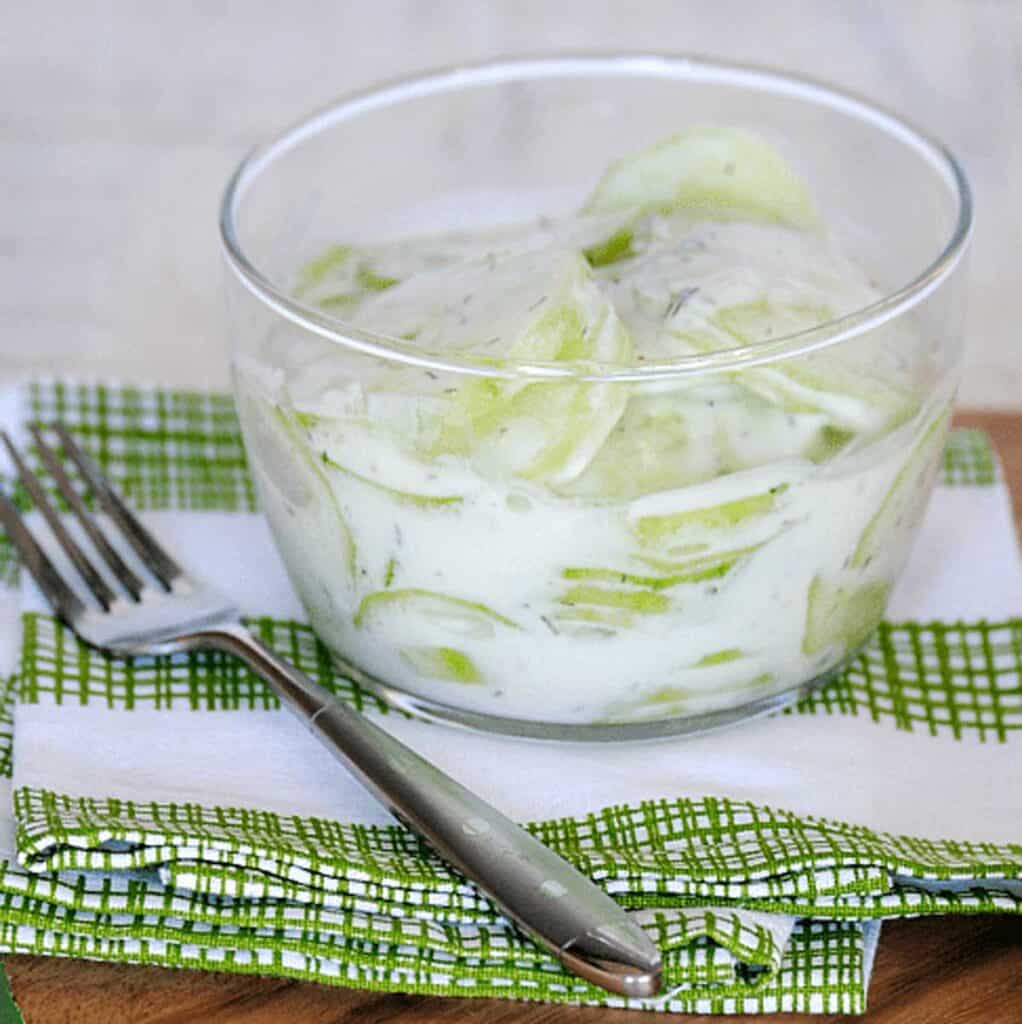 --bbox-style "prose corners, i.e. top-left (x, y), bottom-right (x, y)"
top-left (235, 368), bottom-right (947, 725)
top-left (234, 136), bottom-right (949, 728)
